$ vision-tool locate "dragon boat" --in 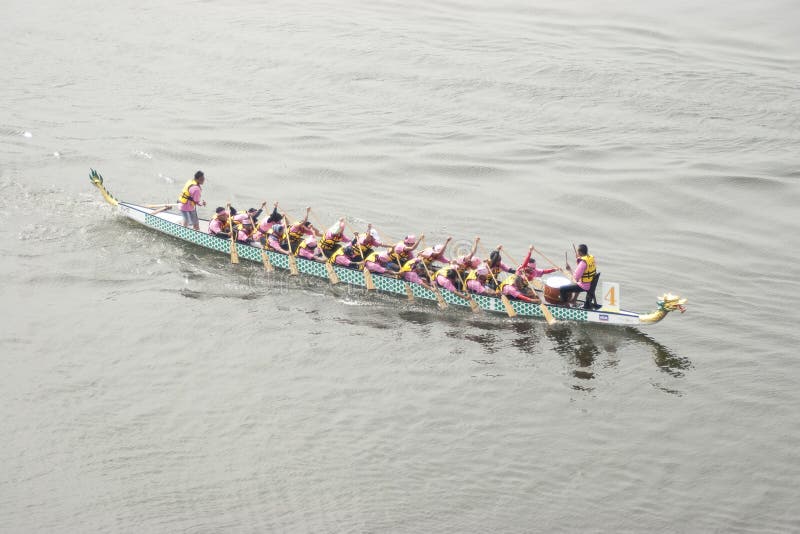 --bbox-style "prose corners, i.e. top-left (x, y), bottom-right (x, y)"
top-left (89, 169), bottom-right (686, 326)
